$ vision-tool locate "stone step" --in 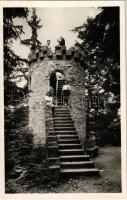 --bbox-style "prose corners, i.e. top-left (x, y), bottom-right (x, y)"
top-left (59, 149), bottom-right (84, 156)
top-left (55, 130), bottom-right (77, 135)
top-left (55, 127), bottom-right (76, 131)
top-left (55, 111), bottom-right (70, 114)
top-left (89, 131), bottom-right (96, 135)
top-left (58, 81), bottom-right (65, 83)
top-left (54, 113), bottom-right (71, 118)
top-left (55, 111), bottom-right (69, 114)
top-left (58, 84), bottom-right (64, 86)
top-left (58, 87), bottom-right (63, 89)
top-left (54, 120), bottom-right (73, 124)
top-left (58, 80), bottom-right (66, 83)
top-left (58, 86), bottom-right (64, 88)
top-left (54, 121), bottom-right (73, 124)
top-left (54, 114), bottom-right (71, 117)
top-left (54, 117), bottom-right (72, 120)
top-left (87, 145), bottom-right (98, 156)
top-left (48, 141), bottom-right (57, 146)
top-left (60, 161), bottom-right (95, 169)
top-left (58, 85), bottom-right (65, 87)
top-left (55, 107), bottom-right (68, 110)
top-left (57, 135), bottom-right (79, 139)
top-left (88, 115), bottom-right (95, 119)
top-left (89, 122), bottom-right (96, 126)
top-left (58, 139), bottom-right (80, 144)
top-left (54, 124), bottom-right (74, 127)
top-left (49, 165), bottom-right (60, 170)
top-left (60, 155), bottom-right (90, 162)
top-left (58, 83), bottom-right (64, 86)
top-left (55, 110), bottom-right (69, 113)
top-left (60, 168), bottom-right (99, 176)
top-left (54, 119), bottom-right (73, 122)
top-left (55, 107), bottom-right (68, 109)
top-left (58, 143), bottom-right (82, 149)
top-left (58, 85), bottom-right (64, 87)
